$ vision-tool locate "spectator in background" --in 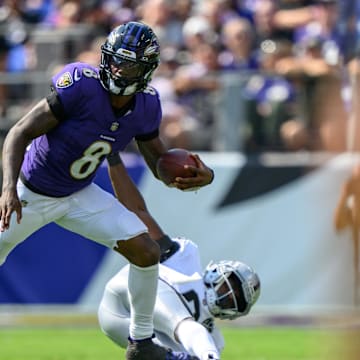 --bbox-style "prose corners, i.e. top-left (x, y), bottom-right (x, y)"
top-left (242, 39), bottom-right (305, 152)
top-left (0, 1), bottom-right (36, 118)
top-left (293, 0), bottom-right (339, 67)
top-left (172, 42), bottom-right (222, 150)
top-left (106, 2), bottom-right (136, 31)
top-left (151, 46), bottom-right (182, 104)
top-left (14, 0), bottom-right (54, 25)
top-left (172, 0), bottom-right (193, 25)
top-left (272, 0), bottom-right (329, 42)
top-left (197, 0), bottom-right (239, 34)
top-left (274, 1), bottom-right (347, 152)
top-left (150, 46), bottom-right (193, 149)
top-left (51, 0), bottom-right (81, 29)
top-left (252, 0), bottom-right (292, 46)
top-left (219, 16), bottom-right (258, 71)
top-left (138, 0), bottom-right (184, 48)
top-left (182, 15), bottom-right (218, 55)
top-left (227, 0), bottom-right (255, 25)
